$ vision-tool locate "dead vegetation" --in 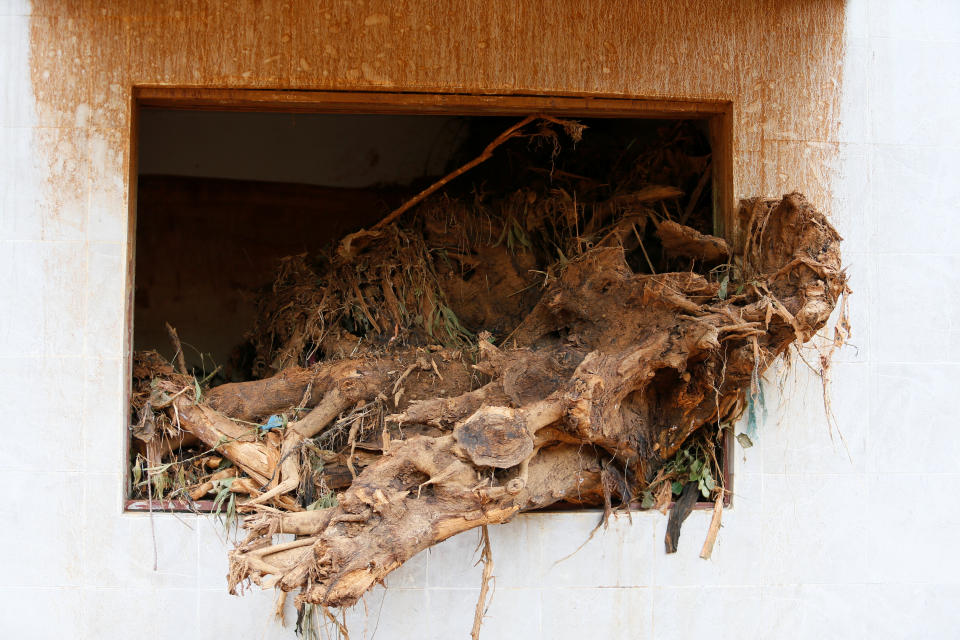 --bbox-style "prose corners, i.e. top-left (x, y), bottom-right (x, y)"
top-left (129, 115), bottom-right (847, 627)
